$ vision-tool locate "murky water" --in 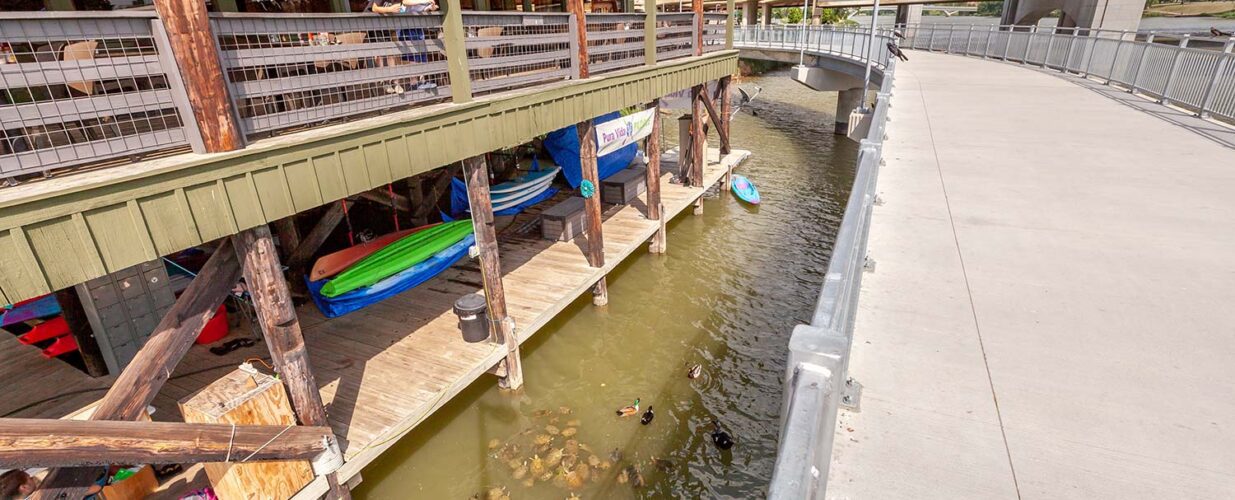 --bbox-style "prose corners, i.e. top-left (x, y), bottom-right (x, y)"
top-left (353, 69), bottom-right (858, 499)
